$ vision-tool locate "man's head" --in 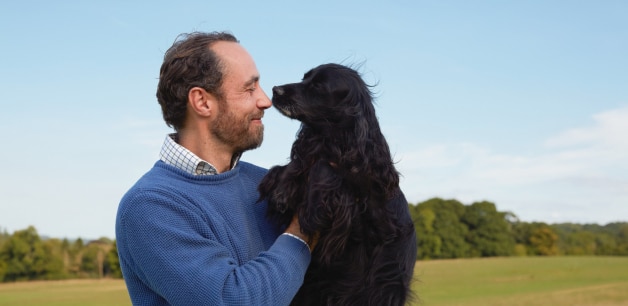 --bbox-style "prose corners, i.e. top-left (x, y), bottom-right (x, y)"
top-left (156, 31), bottom-right (271, 153)
top-left (157, 31), bottom-right (237, 131)
top-left (207, 40), bottom-right (271, 152)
